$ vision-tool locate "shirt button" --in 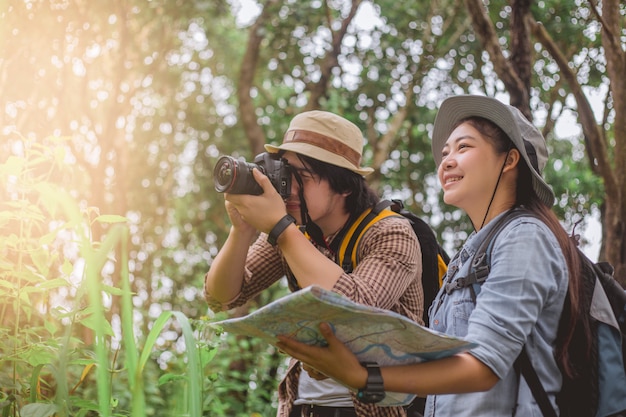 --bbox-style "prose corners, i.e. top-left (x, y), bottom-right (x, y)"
top-left (433, 319), bottom-right (439, 325)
